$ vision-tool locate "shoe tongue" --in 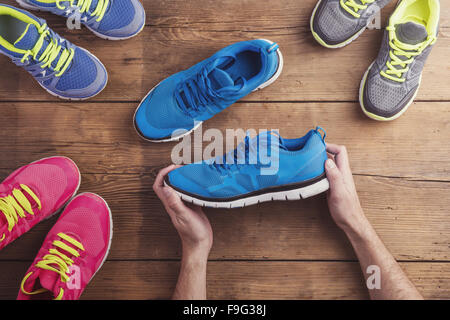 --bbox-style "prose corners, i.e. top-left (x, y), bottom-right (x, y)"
top-left (256, 131), bottom-right (285, 150)
top-left (14, 24), bottom-right (41, 50)
top-left (395, 22), bottom-right (428, 45)
top-left (208, 68), bottom-right (235, 90)
top-left (38, 269), bottom-right (60, 297)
